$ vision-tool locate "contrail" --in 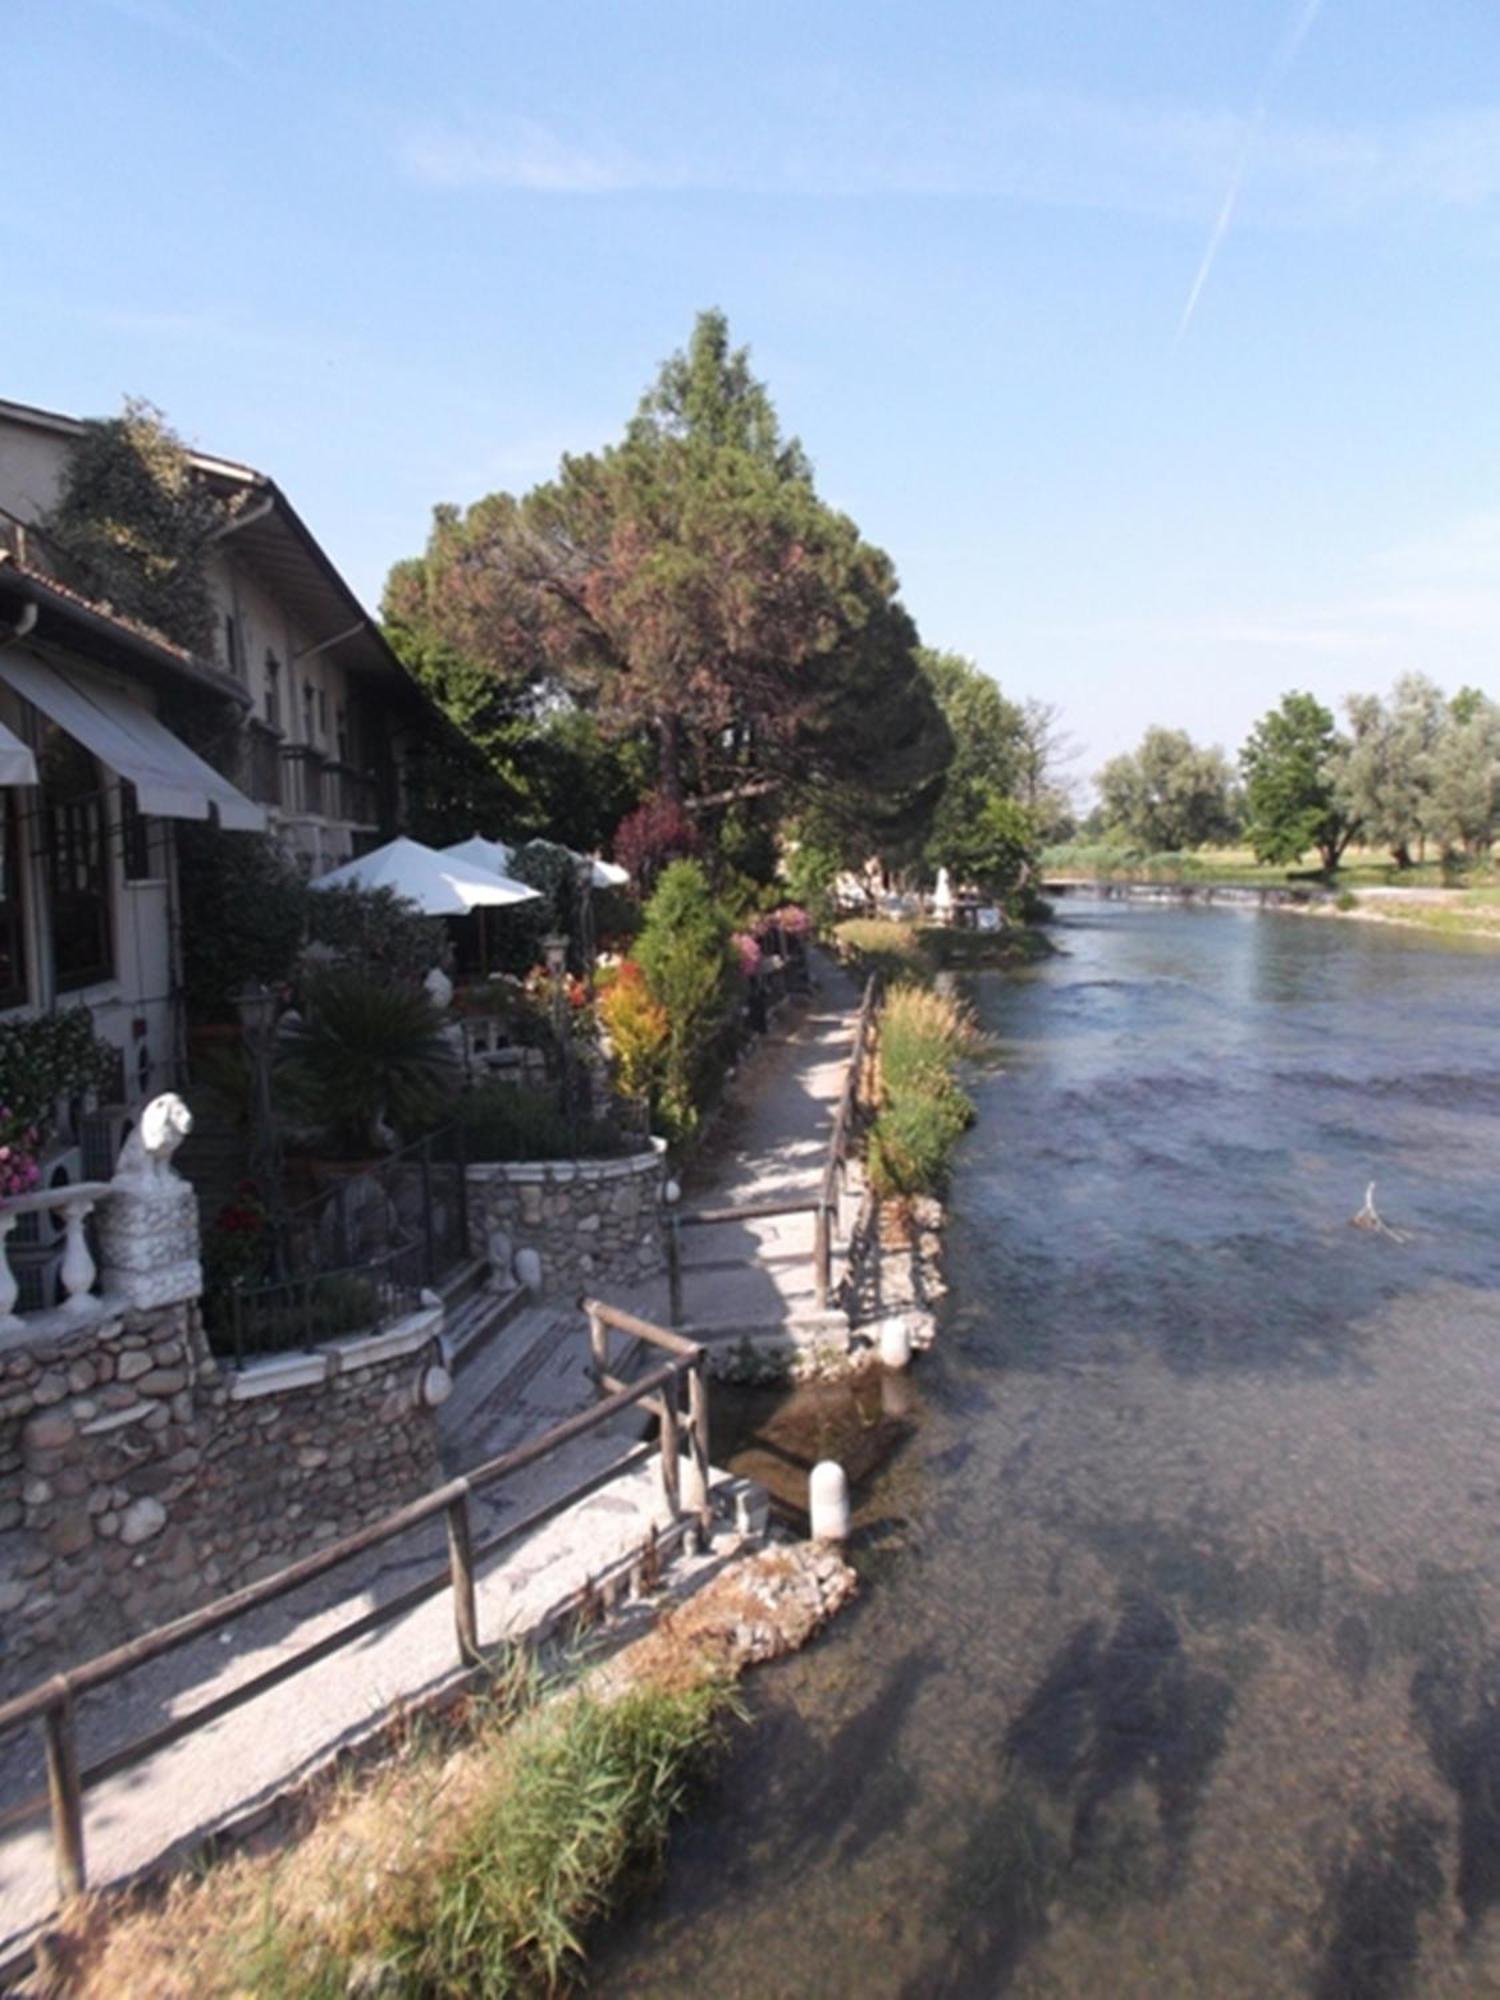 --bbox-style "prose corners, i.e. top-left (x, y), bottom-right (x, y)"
top-left (1175, 0), bottom-right (1326, 343)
